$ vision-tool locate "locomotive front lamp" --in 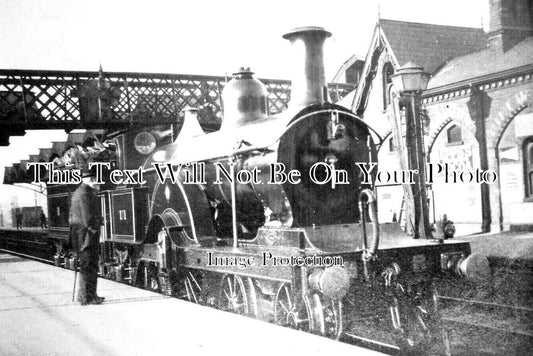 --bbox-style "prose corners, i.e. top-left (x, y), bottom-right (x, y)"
top-left (390, 62), bottom-right (430, 93)
top-left (134, 132), bottom-right (156, 155)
